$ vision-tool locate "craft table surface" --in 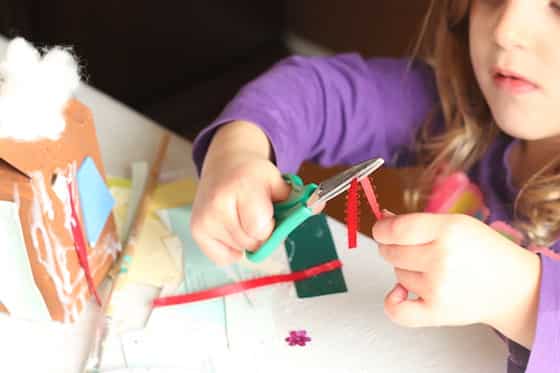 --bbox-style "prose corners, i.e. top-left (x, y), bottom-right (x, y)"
top-left (0, 35), bottom-right (508, 372)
